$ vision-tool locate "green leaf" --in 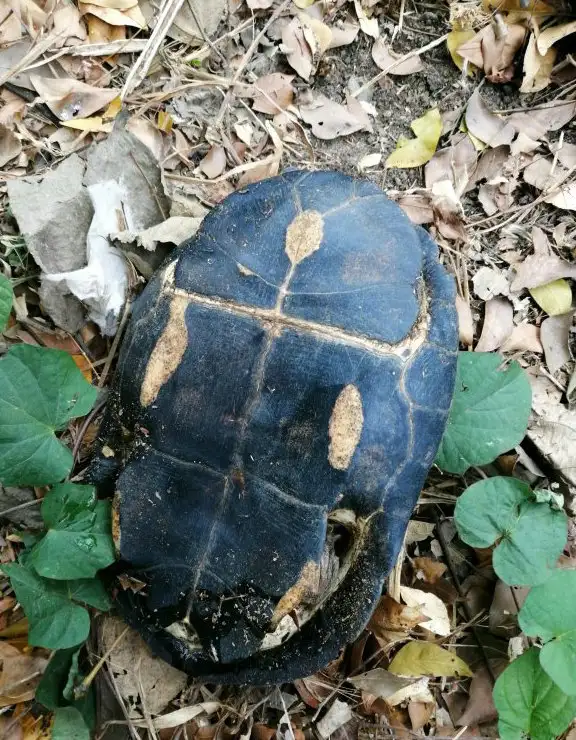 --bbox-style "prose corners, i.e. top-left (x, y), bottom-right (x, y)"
top-left (68, 577), bottom-right (110, 610)
top-left (454, 477), bottom-right (567, 586)
top-left (52, 706), bottom-right (90, 740)
top-left (3, 563), bottom-right (90, 649)
top-left (0, 274), bottom-right (13, 331)
top-left (28, 484), bottom-right (115, 580)
top-left (493, 648), bottom-right (576, 740)
top-left (436, 353), bottom-right (532, 474)
top-left (519, 569), bottom-right (576, 695)
top-left (0, 345), bottom-right (98, 486)
top-left (36, 648), bottom-right (81, 710)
